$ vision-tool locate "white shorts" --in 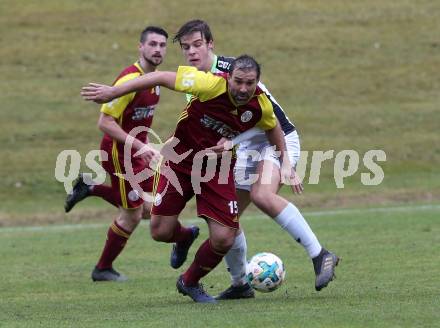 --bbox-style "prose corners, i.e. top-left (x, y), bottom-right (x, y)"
top-left (234, 130), bottom-right (300, 191)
